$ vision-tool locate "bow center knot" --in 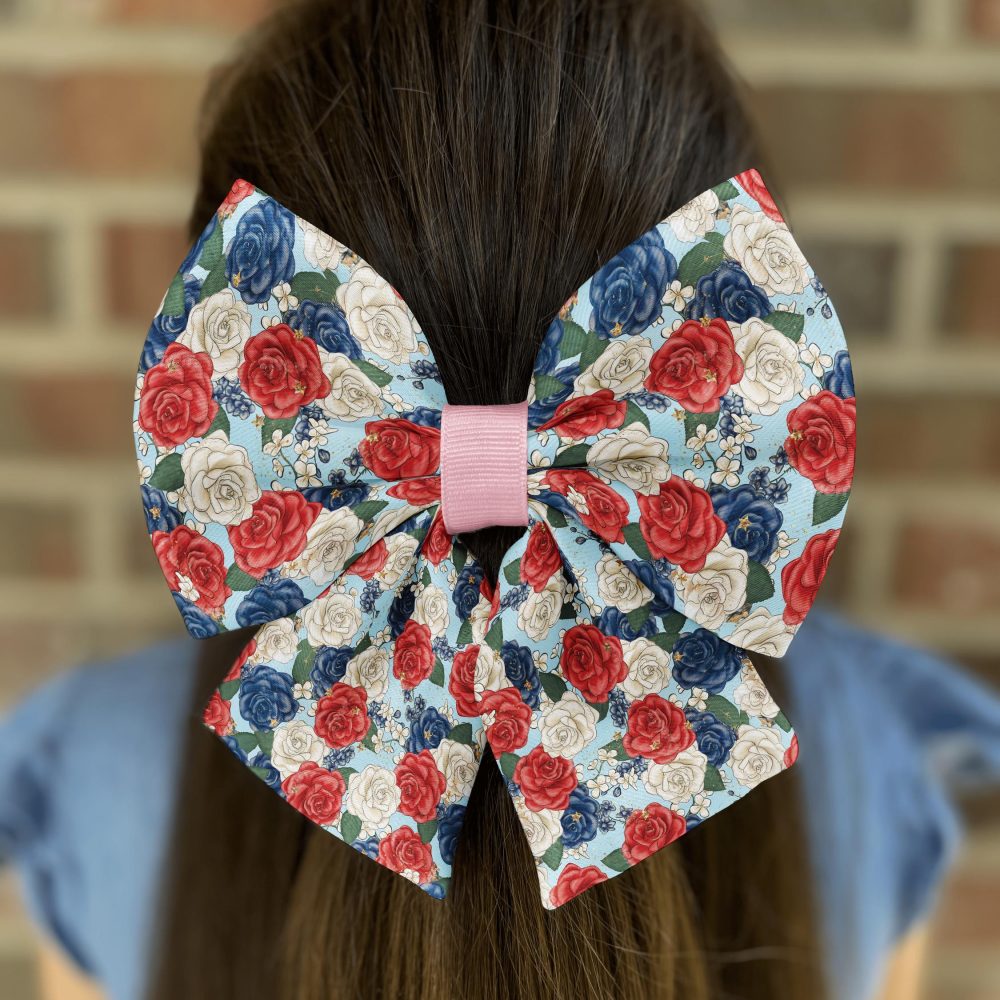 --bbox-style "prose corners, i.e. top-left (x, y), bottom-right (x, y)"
top-left (440, 402), bottom-right (528, 534)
